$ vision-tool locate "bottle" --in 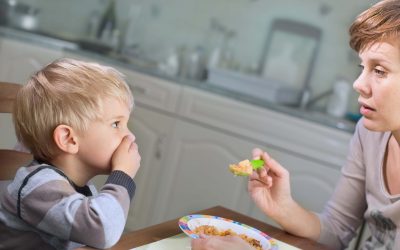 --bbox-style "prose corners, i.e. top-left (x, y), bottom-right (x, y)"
top-left (186, 46), bottom-right (207, 80)
top-left (207, 47), bottom-right (221, 69)
top-left (160, 48), bottom-right (180, 77)
top-left (87, 11), bottom-right (100, 39)
top-left (219, 29), bottom-right (236, 70)
top-left (97, 0), bottom-right (117, 40)
top-left (204, 18), bottom-right (225, 71)
top-left (326, 79), bottom-right (351, 118)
